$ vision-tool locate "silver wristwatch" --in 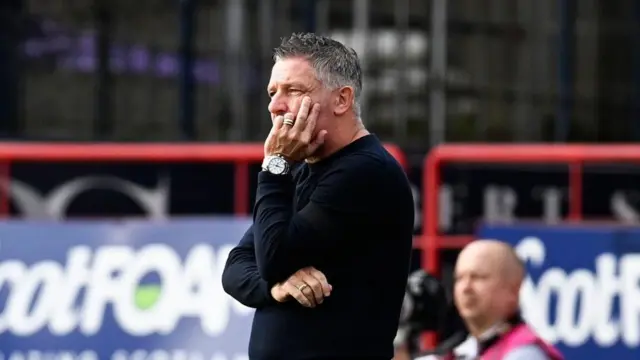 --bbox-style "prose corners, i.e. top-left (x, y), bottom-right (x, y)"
top-left (262, 154), bottom-right (291, 175)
